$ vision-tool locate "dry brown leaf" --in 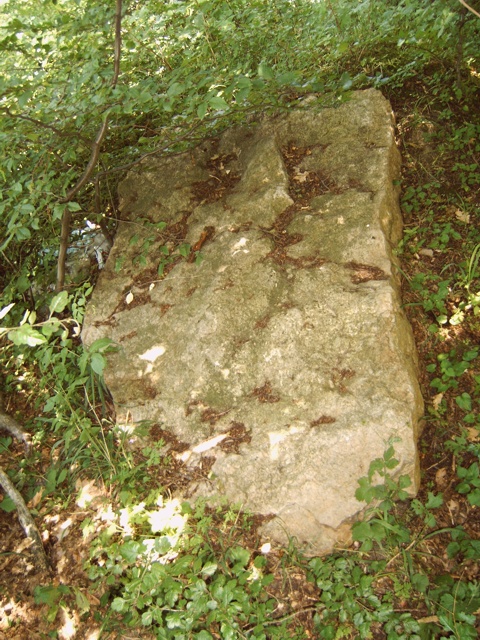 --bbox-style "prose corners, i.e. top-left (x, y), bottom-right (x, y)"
top-left (293, 169), bottom-right (309, 183)
top-left (447, 499), bottom-right (459, 513)
top-left (466, 427), bottom-right (480, 442)
top-left (432, 392), bottom-right (444, 410)
top-left (435, 467), bottom-right (448, 488)
top-left (28, 488), bottom-right (44, 509)
top-left (417, 616), bottom-right (439, 624)
top-left (419, 248), bottom-right (434, 257)
top-left (455, 209), bottom-right (470, 223)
